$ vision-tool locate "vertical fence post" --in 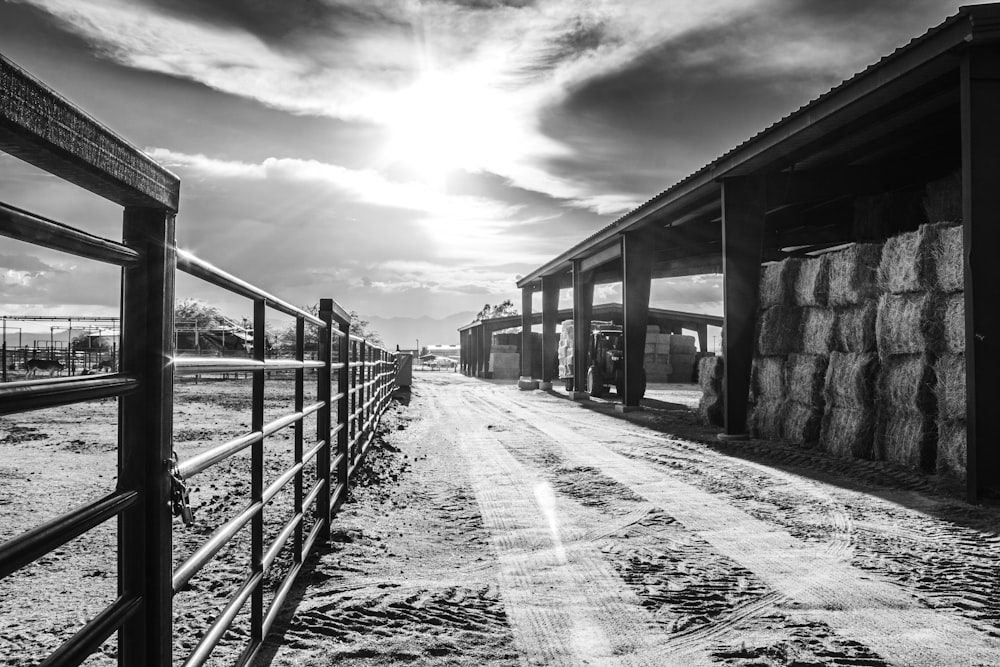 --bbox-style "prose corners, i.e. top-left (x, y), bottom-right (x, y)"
top-left (293, 316), bottom-right (304, 560)
top-left (250, 298), bottom-right (266, 653)
top-left (333, 311), bottom-right (350, 508)
top-left (358, 340), bottom-right (366, 457)
top-left (118, 207), bottom-right (176, 666)
top-left (316, 300), bottom-right (333, 542)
